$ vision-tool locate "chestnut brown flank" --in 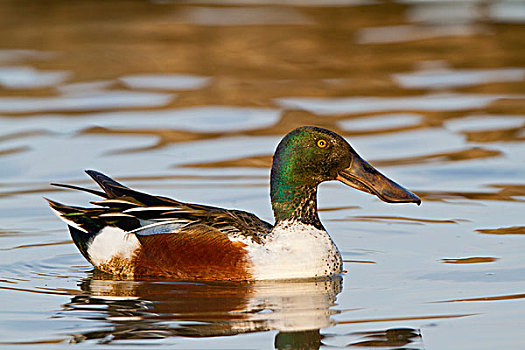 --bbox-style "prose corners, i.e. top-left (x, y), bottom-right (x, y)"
top-left (133, 224), bottom-right (252, 281)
